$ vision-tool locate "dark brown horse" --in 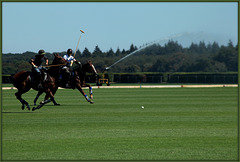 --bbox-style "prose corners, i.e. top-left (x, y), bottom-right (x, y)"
top-left (73, 60), bottom-right (98, 99)
top-left (32, 58), bottom-right (98, 110)
top-left (12, 53), bottom-right (67, 110)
